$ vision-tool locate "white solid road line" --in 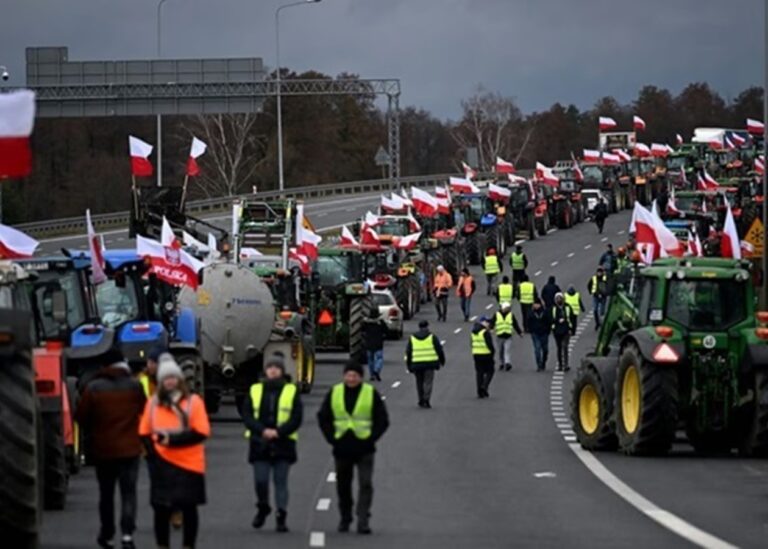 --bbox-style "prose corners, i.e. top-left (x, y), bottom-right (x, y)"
top-left (392, 381), bottom-right (401, 388)
top-left (309, 531), bottom-right (326, 547)
top-left (569, 444), bottom-right (738, 549)
top-left (316, 498), bottom-right (331, 511)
